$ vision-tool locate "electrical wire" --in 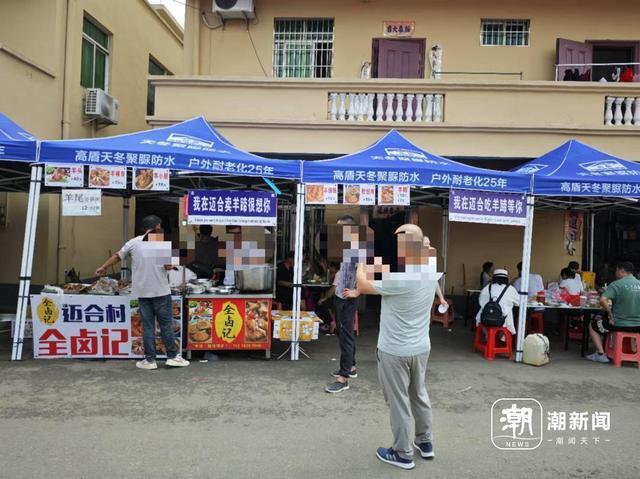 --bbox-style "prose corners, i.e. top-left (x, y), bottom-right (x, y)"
top-left (247, 21), bottom-right (268, 77)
